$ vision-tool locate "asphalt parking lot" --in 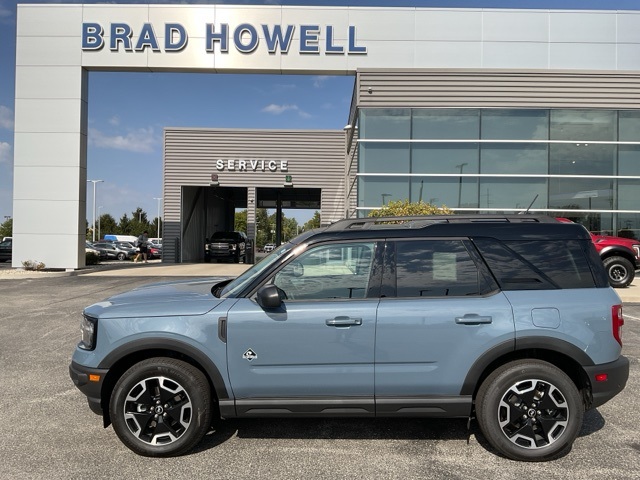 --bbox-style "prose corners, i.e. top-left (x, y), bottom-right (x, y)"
top-left (0, 271), bottom-right (638, 479)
